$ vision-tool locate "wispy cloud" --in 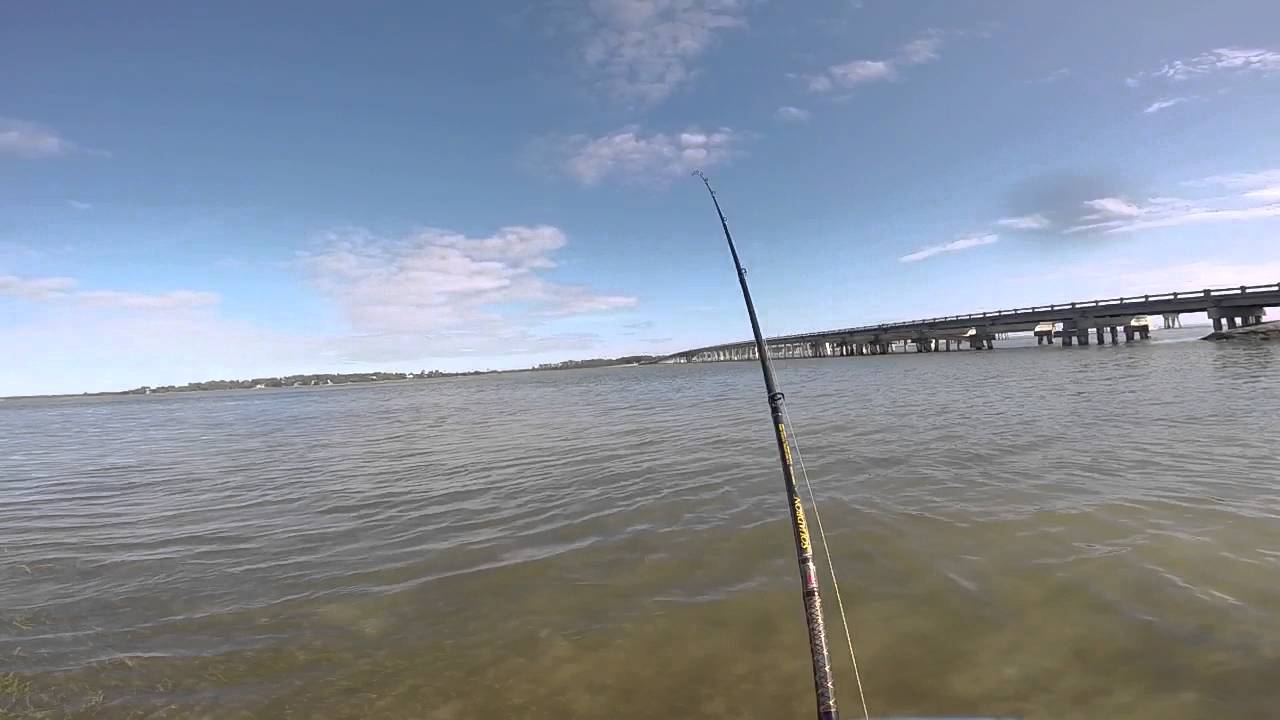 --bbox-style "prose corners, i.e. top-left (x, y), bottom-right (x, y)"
top-left (1064, 170), bottom-right (1280, 234)
top-left (0, 274), bottom-right (218, 308)
top-left (298, 225), bottom-right (634, 360)
top-left (65, 199), bottom-right (93, 211)
top-left (0, 275), bottom-right (78, 300)
top-left (574, 0), bottom-right (746, 106)
top-left (1189, 169), bottom-right (1280, 192)
top-left (804, 30), bottom-right (943, 92)
top-left (1128, 47), bottom-right (1280, 86)
top-left (558, 125), bottom-right (739, 185)
top-left (1016, 259), bottom-right (1280, 299)
top-left (0, 118), bottom-right (78, 159)
top-left (995, 213), bottom-right (1051, 230)
top-left (75, 290), bottom-right (220, 310)
top-left (899, 233), bottom-right (998, 263)
top-left (0, 118), bottom-right (107, 159)
top-left (775, 105), bottom-right (811, 122)
top-left (1029, 67), bottom-right (1070, 84)
top-left (1143, 96), bottom-right (1192, 114)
